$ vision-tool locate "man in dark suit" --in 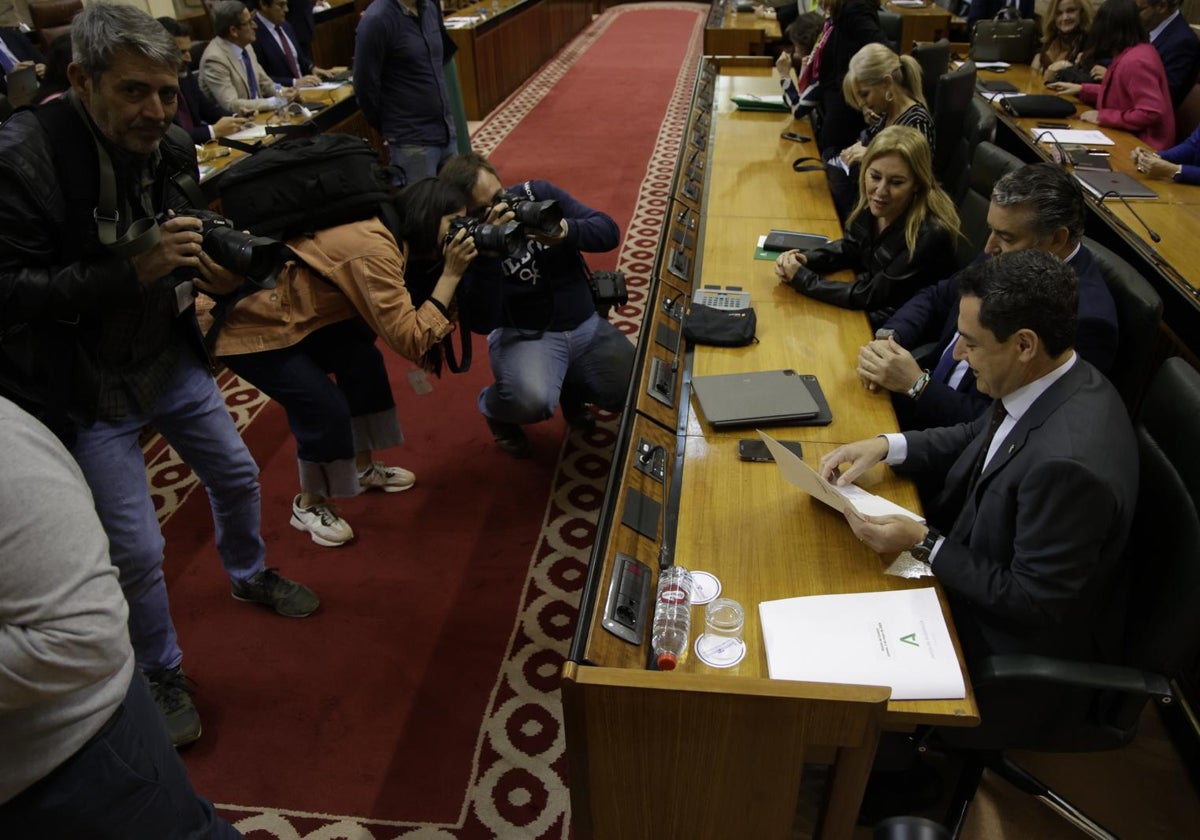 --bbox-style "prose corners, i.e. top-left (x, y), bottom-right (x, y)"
top-left (1137, 0), bottom-right (1200, 106)
top-left (157, 17), bottom-right (252, 143)
top-left (966, 0), bottom-right (1035, 32)
top-left (250, 0), bottom-right (332, 87)
top-left (855, 163), bottom-right (1118, 431)
top-left (285, 0), bottom-right (316, 55)
top-left (0, 27), bottom-right (44, 95)
top-left (820, 250), bottom-right (1138, 668)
